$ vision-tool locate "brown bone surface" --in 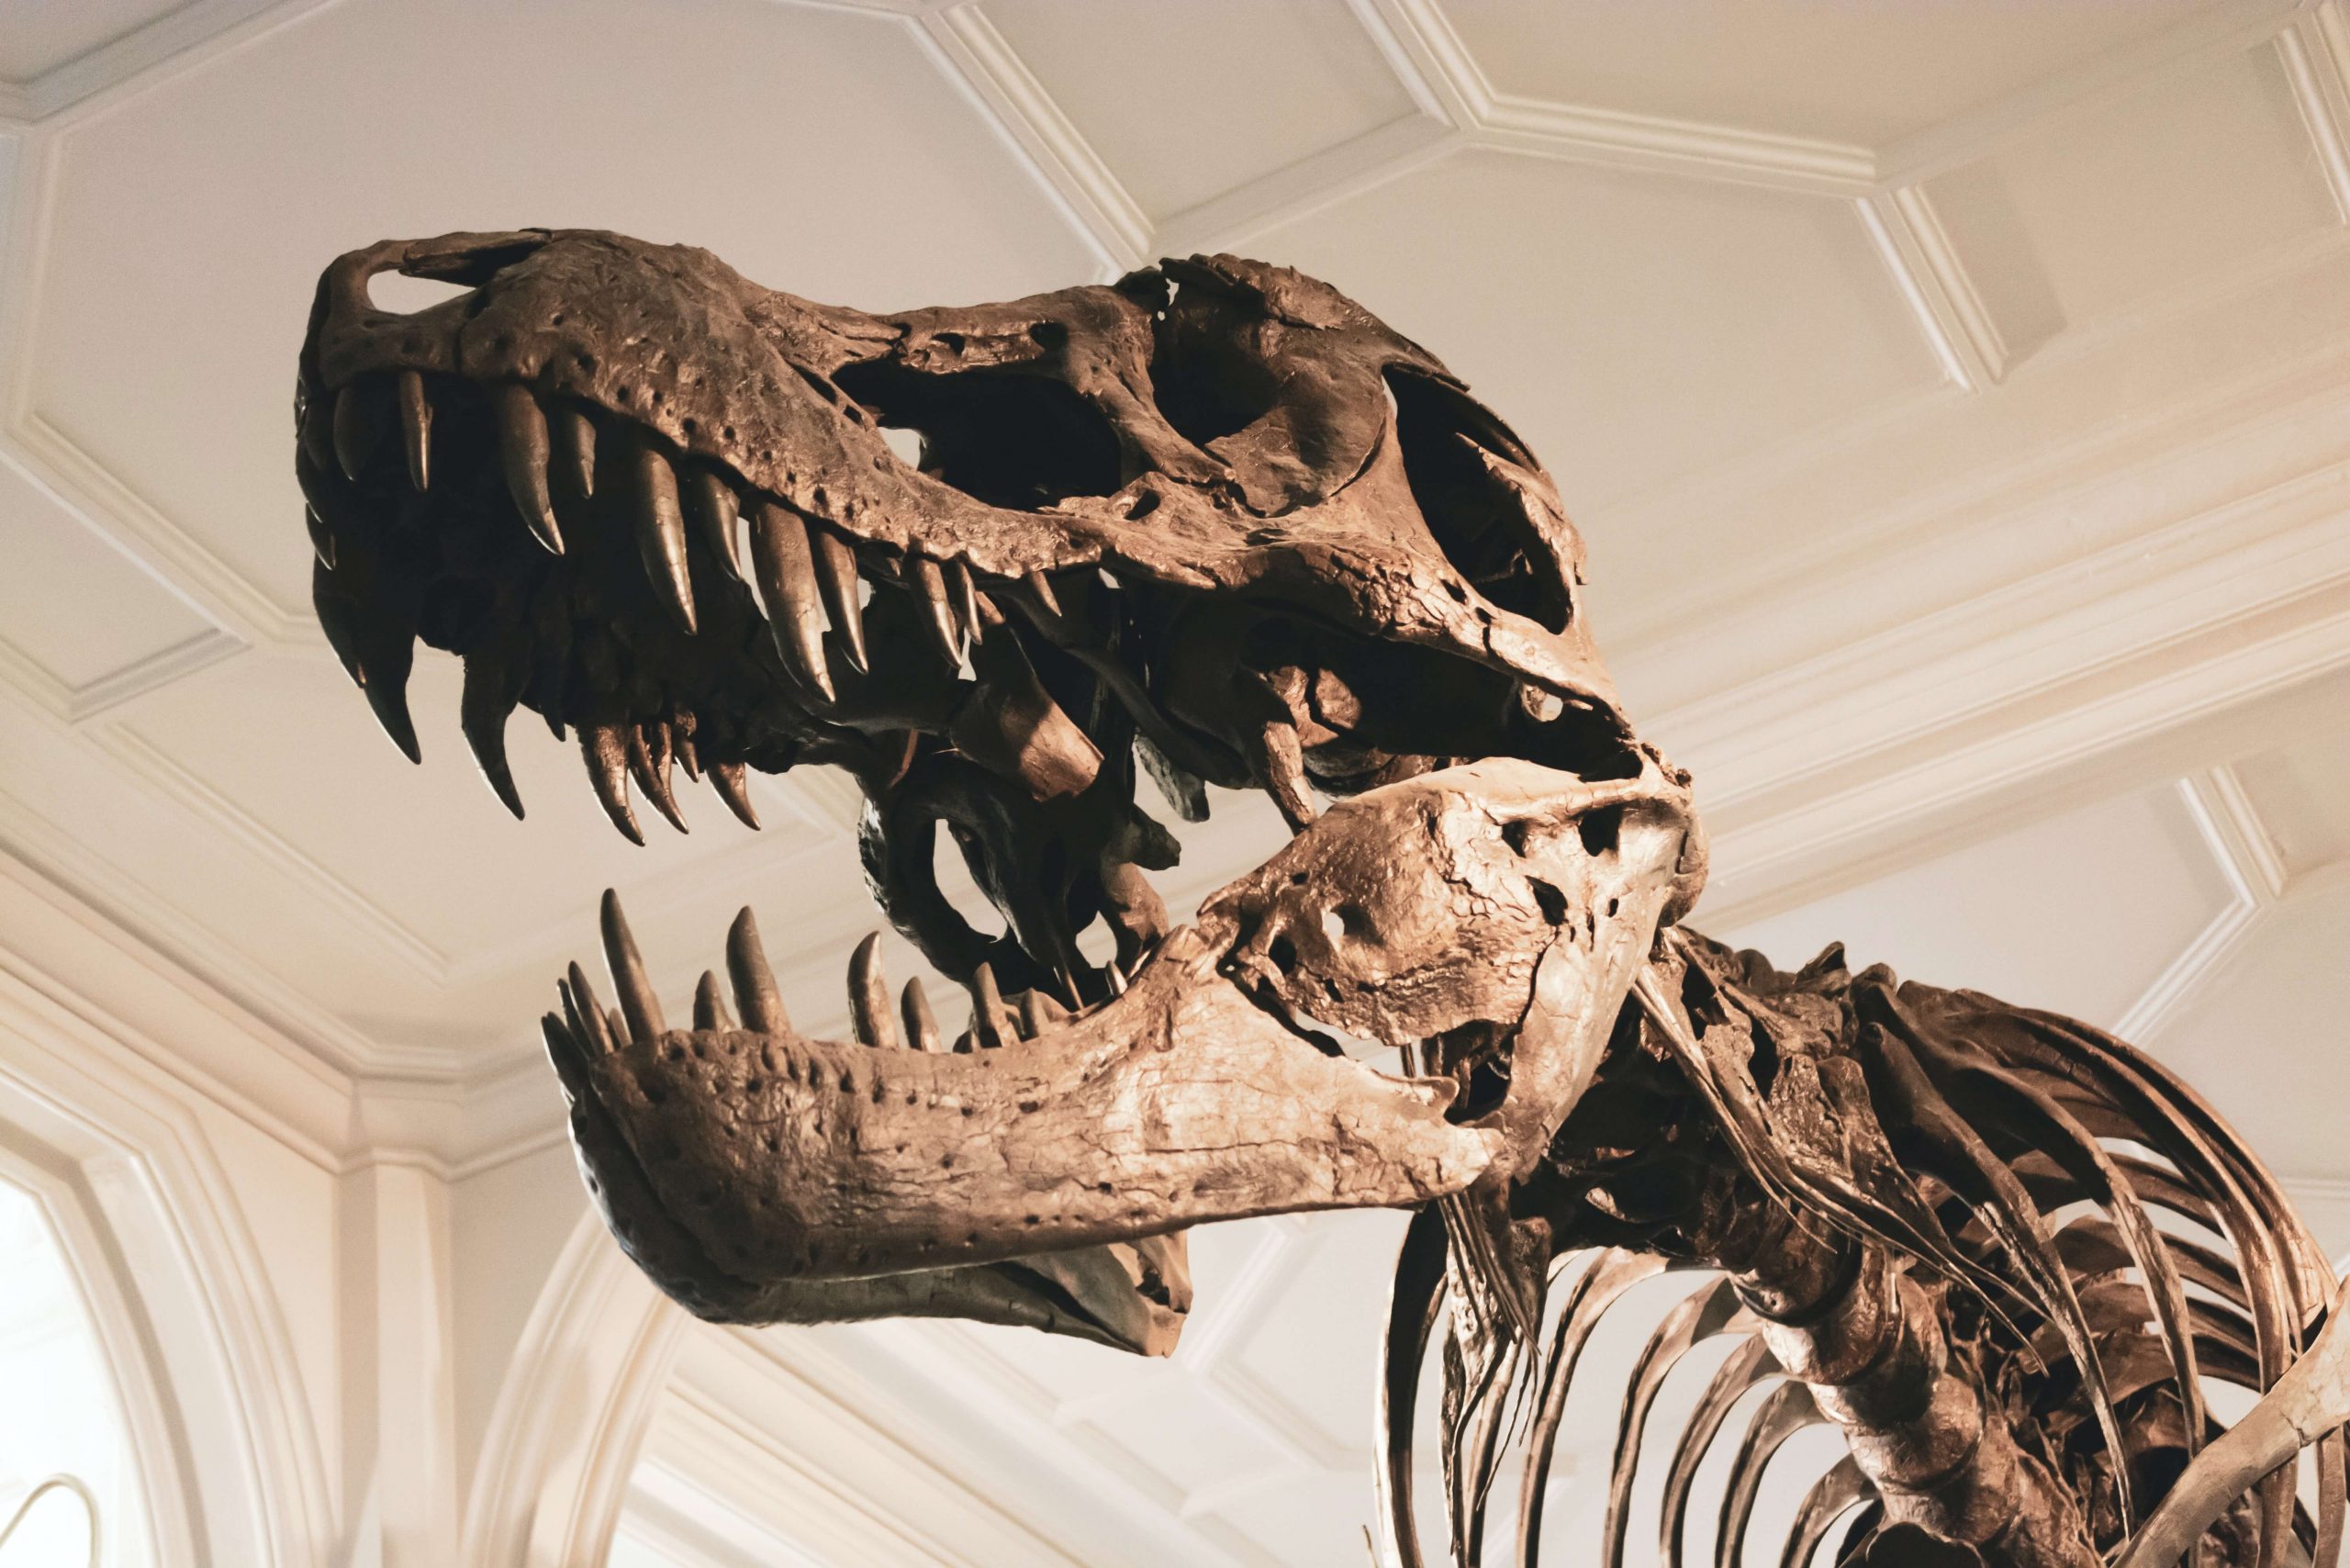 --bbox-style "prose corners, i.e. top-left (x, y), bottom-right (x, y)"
top-left (294, 230), bottom-right (2347, 1566)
